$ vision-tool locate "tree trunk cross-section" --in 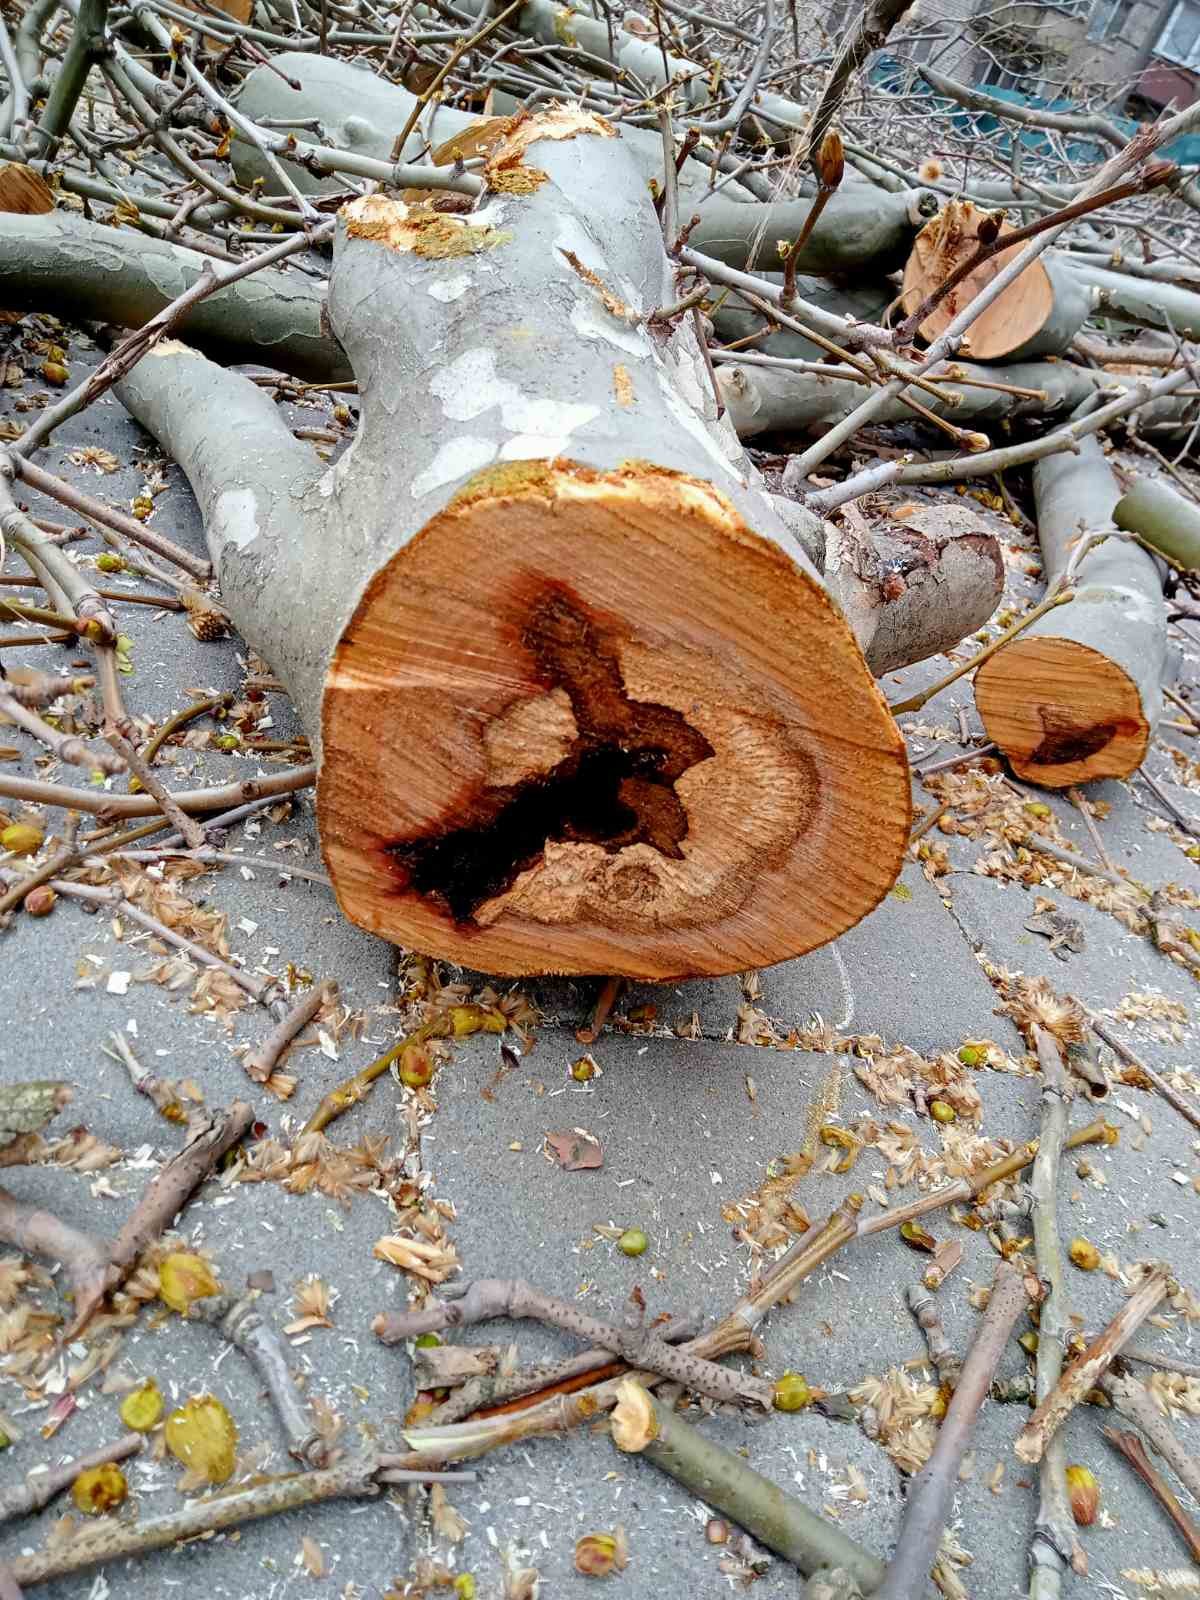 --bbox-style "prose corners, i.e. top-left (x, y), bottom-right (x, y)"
top-left (975, 437), bottom-right (1164, 786)
top-left (115, 109), bottom-right (911, 979)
